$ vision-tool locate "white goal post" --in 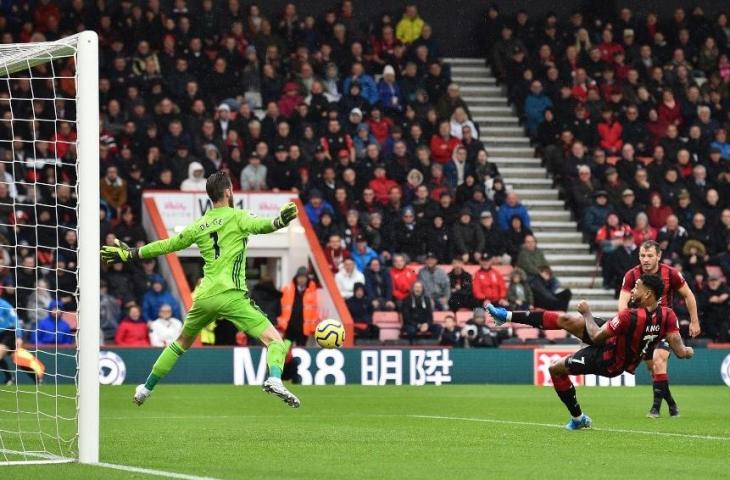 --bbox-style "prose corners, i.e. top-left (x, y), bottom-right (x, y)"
top-left (0, 31), bottom-right (99, 465)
